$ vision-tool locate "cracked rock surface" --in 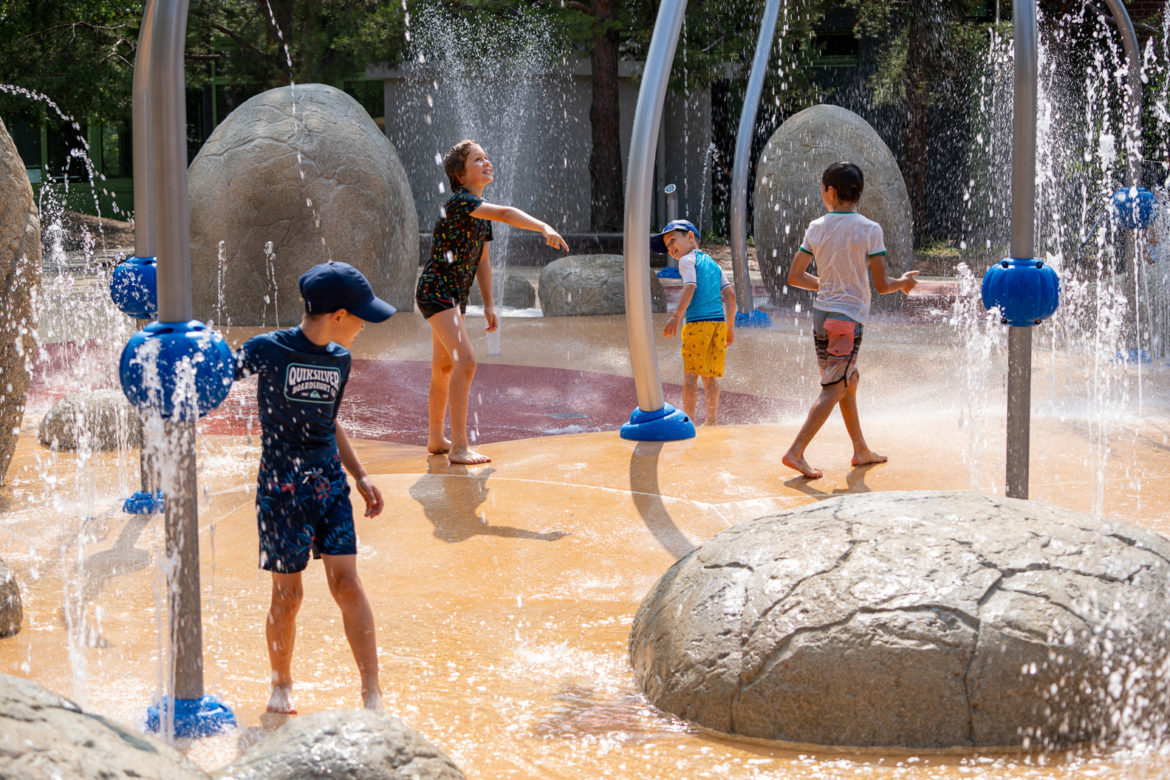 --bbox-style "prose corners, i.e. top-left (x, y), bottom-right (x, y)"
top-left (0, 559), bottom-right (20, 637)
top-left (753, 104), bottom-right (912, 312)
top-left (218, 709), bottom-right (465, 779)
top-left (630, 491), bottom-right (1170, 748)
top-left (188, 83), bottom-right (419, 325)
top-left (0, 673), bottom-right (208, 778)
top-left (37, 389), bottom-right (141, 452)
top-left (0, 116), bottom-right (39, 488)
top-left (538, 254), bottom-right (666, 316)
